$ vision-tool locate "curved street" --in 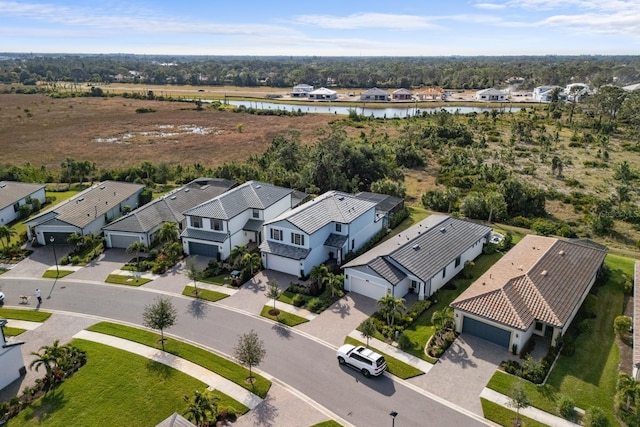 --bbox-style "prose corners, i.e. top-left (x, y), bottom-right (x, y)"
top-left (0, 250), bottom-right (489, 427)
